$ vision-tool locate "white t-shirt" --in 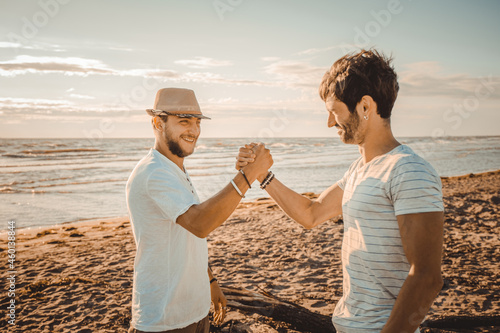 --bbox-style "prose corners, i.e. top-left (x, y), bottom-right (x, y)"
top-left (333, 145), bottom-right (444, 333)
top-left (126, 149), bottom-right (210, 331)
